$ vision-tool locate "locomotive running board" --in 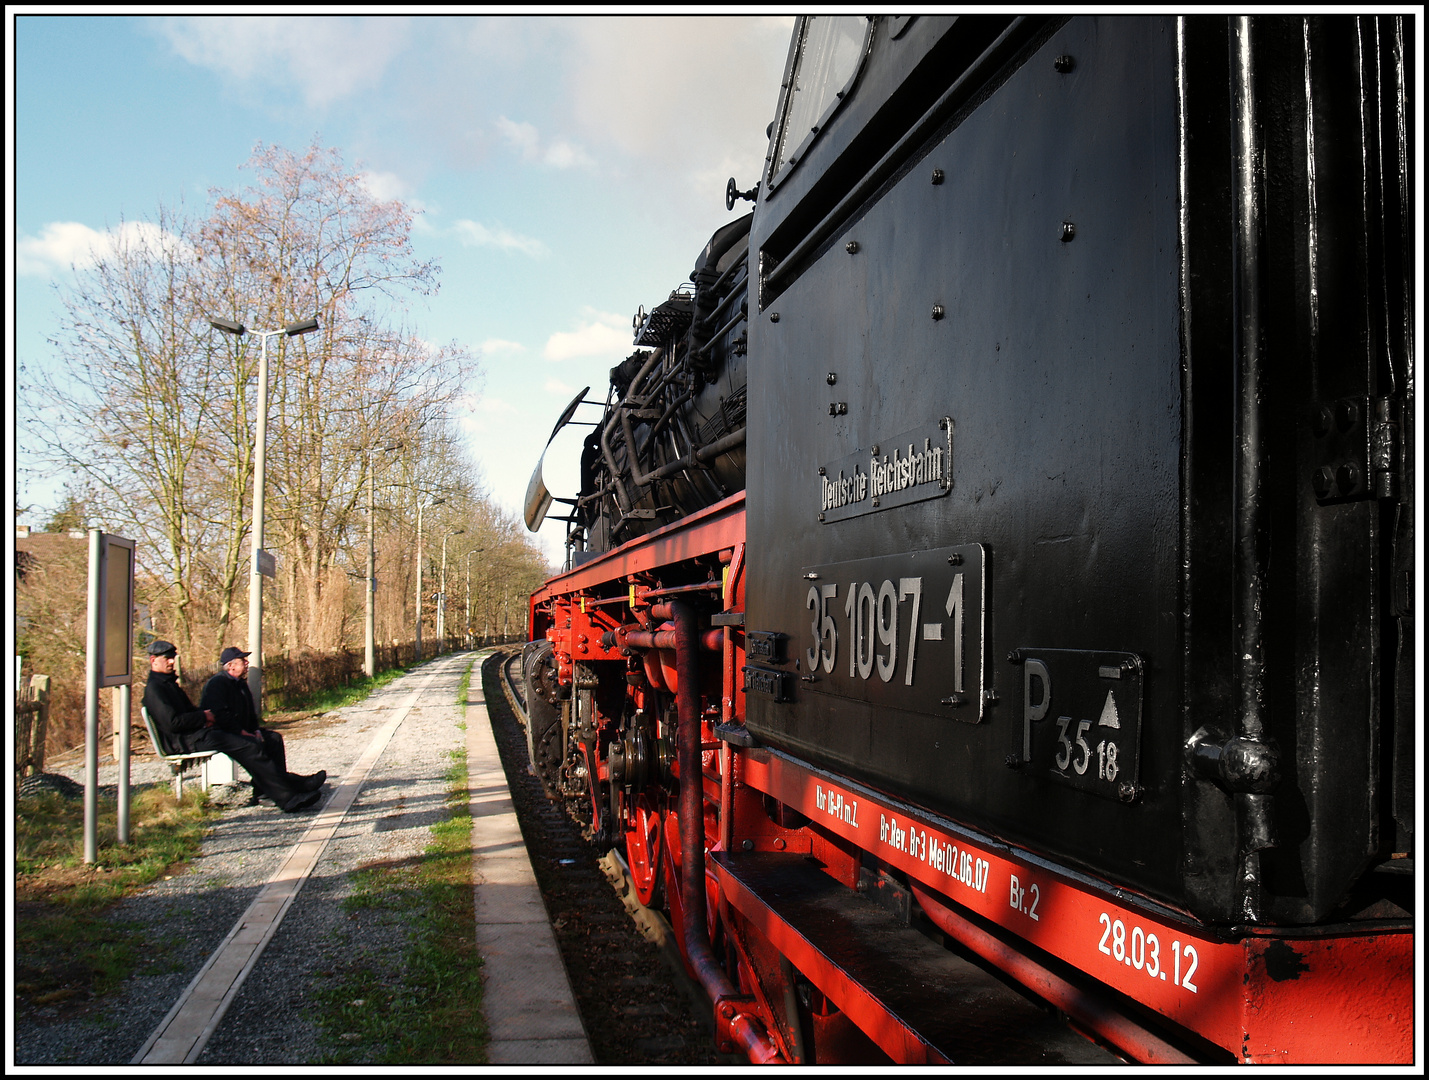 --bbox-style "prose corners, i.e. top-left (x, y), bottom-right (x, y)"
top-left (710, 852), bottom-right (1120, 1065)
